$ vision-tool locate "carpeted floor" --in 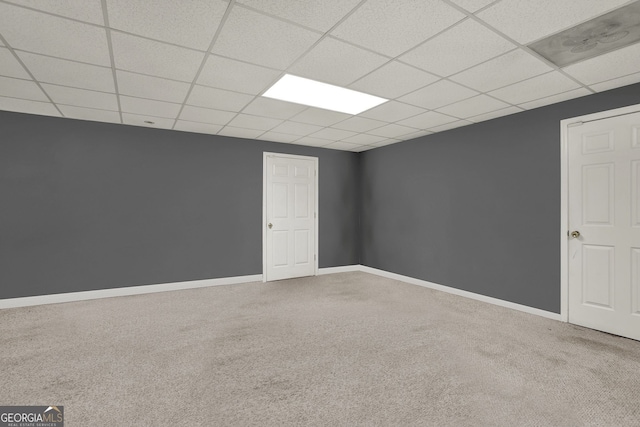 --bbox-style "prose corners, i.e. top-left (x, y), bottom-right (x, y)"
top-left (1, 271), bottom-right (639, 426)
